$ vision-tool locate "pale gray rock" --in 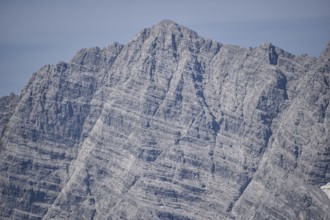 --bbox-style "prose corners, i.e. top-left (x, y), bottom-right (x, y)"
top-left (321, 183), bottom-right (330, 199)
top-left (0, 93), bottom-right (19, 143)
top-left (0, 20), bottom-right (329, 220)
